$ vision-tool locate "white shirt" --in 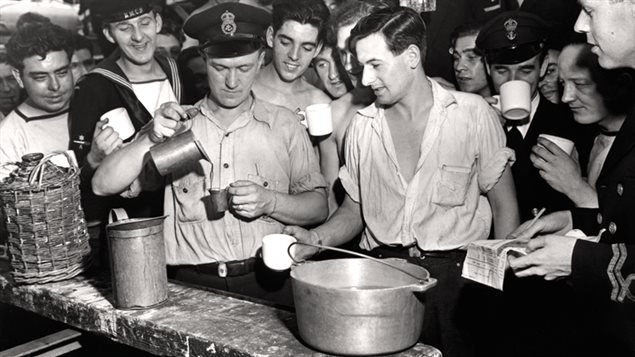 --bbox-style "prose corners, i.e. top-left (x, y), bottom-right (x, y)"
top-left (131, 78), bottom-right (177, 115)
top-left (0, 103), bottom-right (70, 179)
